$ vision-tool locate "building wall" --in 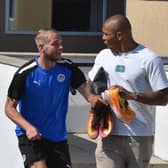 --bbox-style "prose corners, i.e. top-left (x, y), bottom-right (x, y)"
top-left (126, 0), bottom-right (168, 57)
top-left (0, 34), bottom-right (105, 53)
top-left (1, 0), bottom-right (168, 55)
